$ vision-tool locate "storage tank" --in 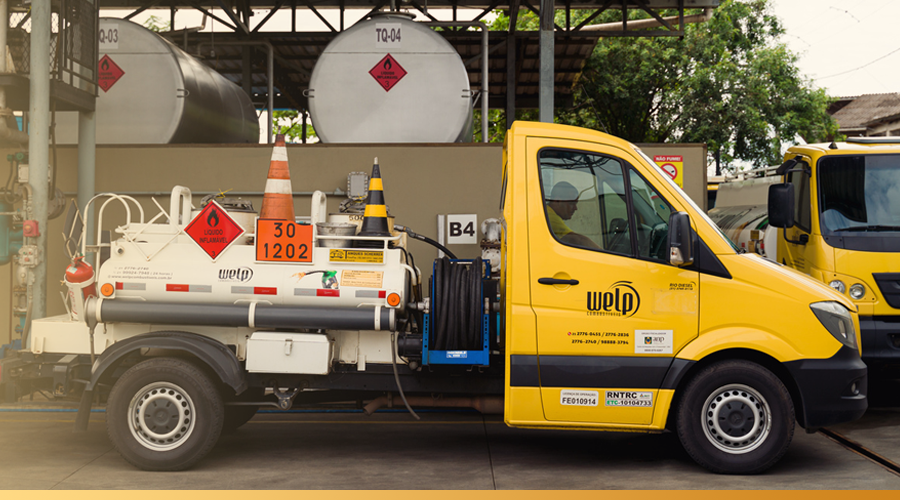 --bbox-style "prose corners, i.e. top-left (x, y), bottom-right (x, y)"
top-left (307, 13), bottom-right (473, 143)
top-left (56, 18), bottom-right (259, 144)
